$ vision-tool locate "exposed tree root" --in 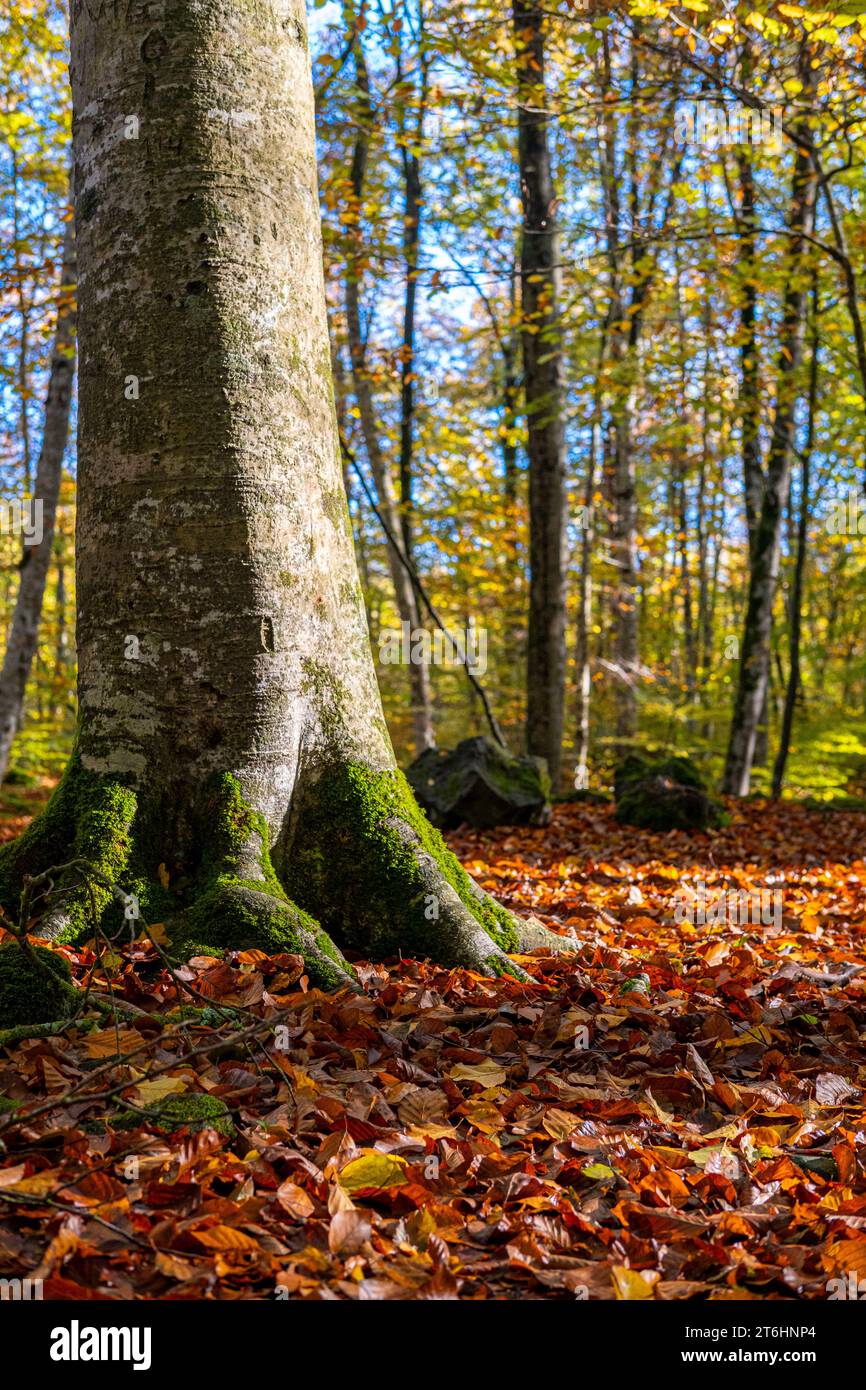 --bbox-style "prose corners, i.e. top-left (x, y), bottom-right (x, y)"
top-left (0, 757), bottom-right (578, 1019)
